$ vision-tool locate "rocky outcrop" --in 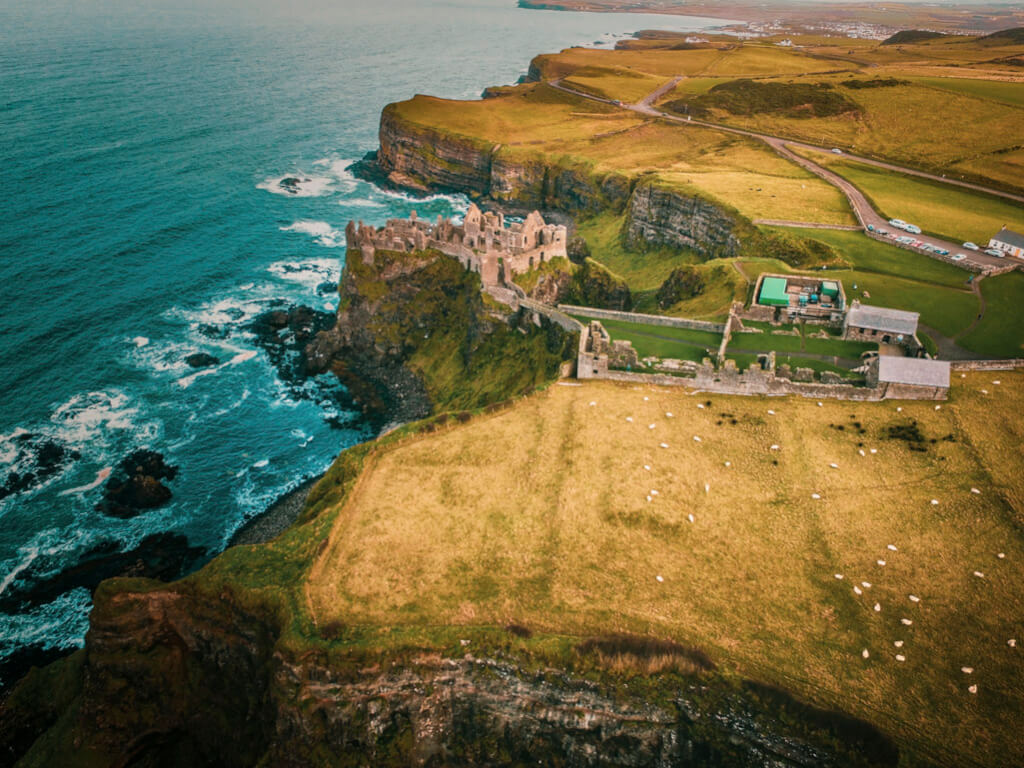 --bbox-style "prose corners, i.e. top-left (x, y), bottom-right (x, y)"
top-left (2, 576), bottom-right (899, 768)
top-left (375, 104), bottom-right (632, 214)
top-left (624, 182), bottom-right (745, 258)
top-left (304, 247), bottom-right (576, 425)
top-left (97, 449), bottom-right (178, 518)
